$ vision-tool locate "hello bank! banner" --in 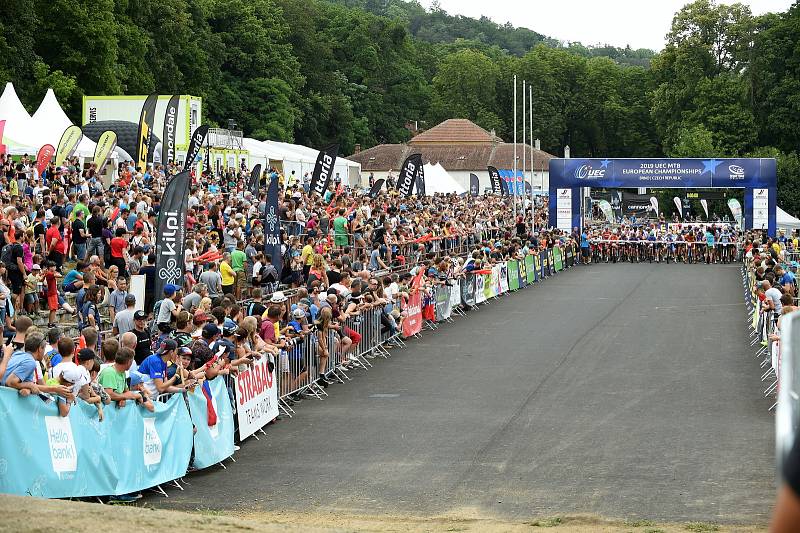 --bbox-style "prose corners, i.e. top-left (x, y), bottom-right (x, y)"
top-left (0, 386), bottom-right (192, 498)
